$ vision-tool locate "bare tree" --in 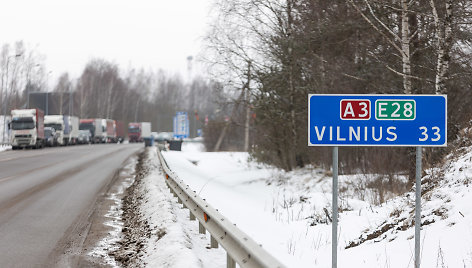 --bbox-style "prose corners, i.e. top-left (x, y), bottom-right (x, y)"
top-left (429, 0), bottom-right (454, 94)
top-left (347, 0), bottom-right (416, 94)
